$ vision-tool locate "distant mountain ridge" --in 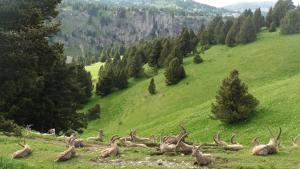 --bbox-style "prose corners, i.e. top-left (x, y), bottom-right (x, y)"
top-left (224, 1), bottom-right (275, 12)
